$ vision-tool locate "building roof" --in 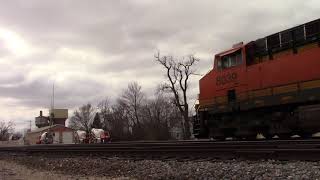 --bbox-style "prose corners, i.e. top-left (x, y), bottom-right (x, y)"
top-left (28, 124), bottom-right (74, 133)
